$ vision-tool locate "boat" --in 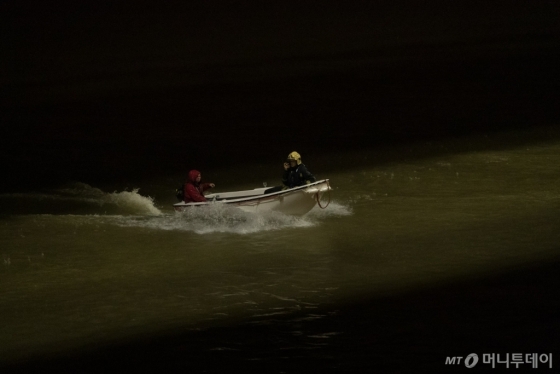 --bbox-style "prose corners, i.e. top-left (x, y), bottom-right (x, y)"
top-left (173, 179), bottom-right (332, 216)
